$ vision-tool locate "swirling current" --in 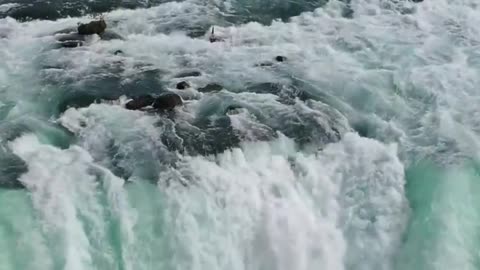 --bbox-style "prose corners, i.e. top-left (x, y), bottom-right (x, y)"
top-left (1, 0), bottom-right (479, 269)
